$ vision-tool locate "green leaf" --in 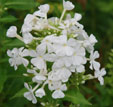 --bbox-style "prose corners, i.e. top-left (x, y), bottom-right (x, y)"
top-left (0, 70), bottom-right (7, 93)
top-left (5, 39), bottom-right (24, 47)
top-left (0, 15), bottom-right (17, 23)
top-left (11, 88), bottom-right (26, 99)
top-left (64, 89), bottom-right (92, 105)
top-left (4, 0), bottom-right (38, 10)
